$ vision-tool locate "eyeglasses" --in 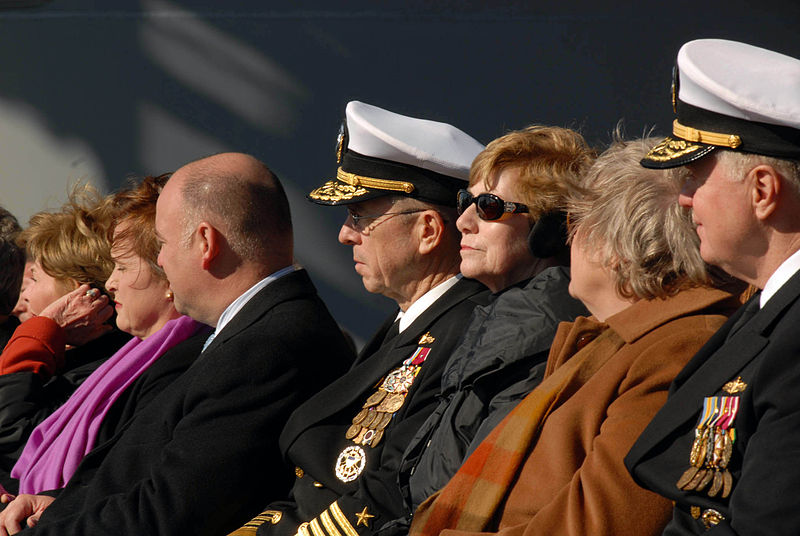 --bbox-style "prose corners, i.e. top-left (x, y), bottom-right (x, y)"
top-left (456, 189), bottom-right (529, 221)
top-left (346, 208), bottom-right (426, 231)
